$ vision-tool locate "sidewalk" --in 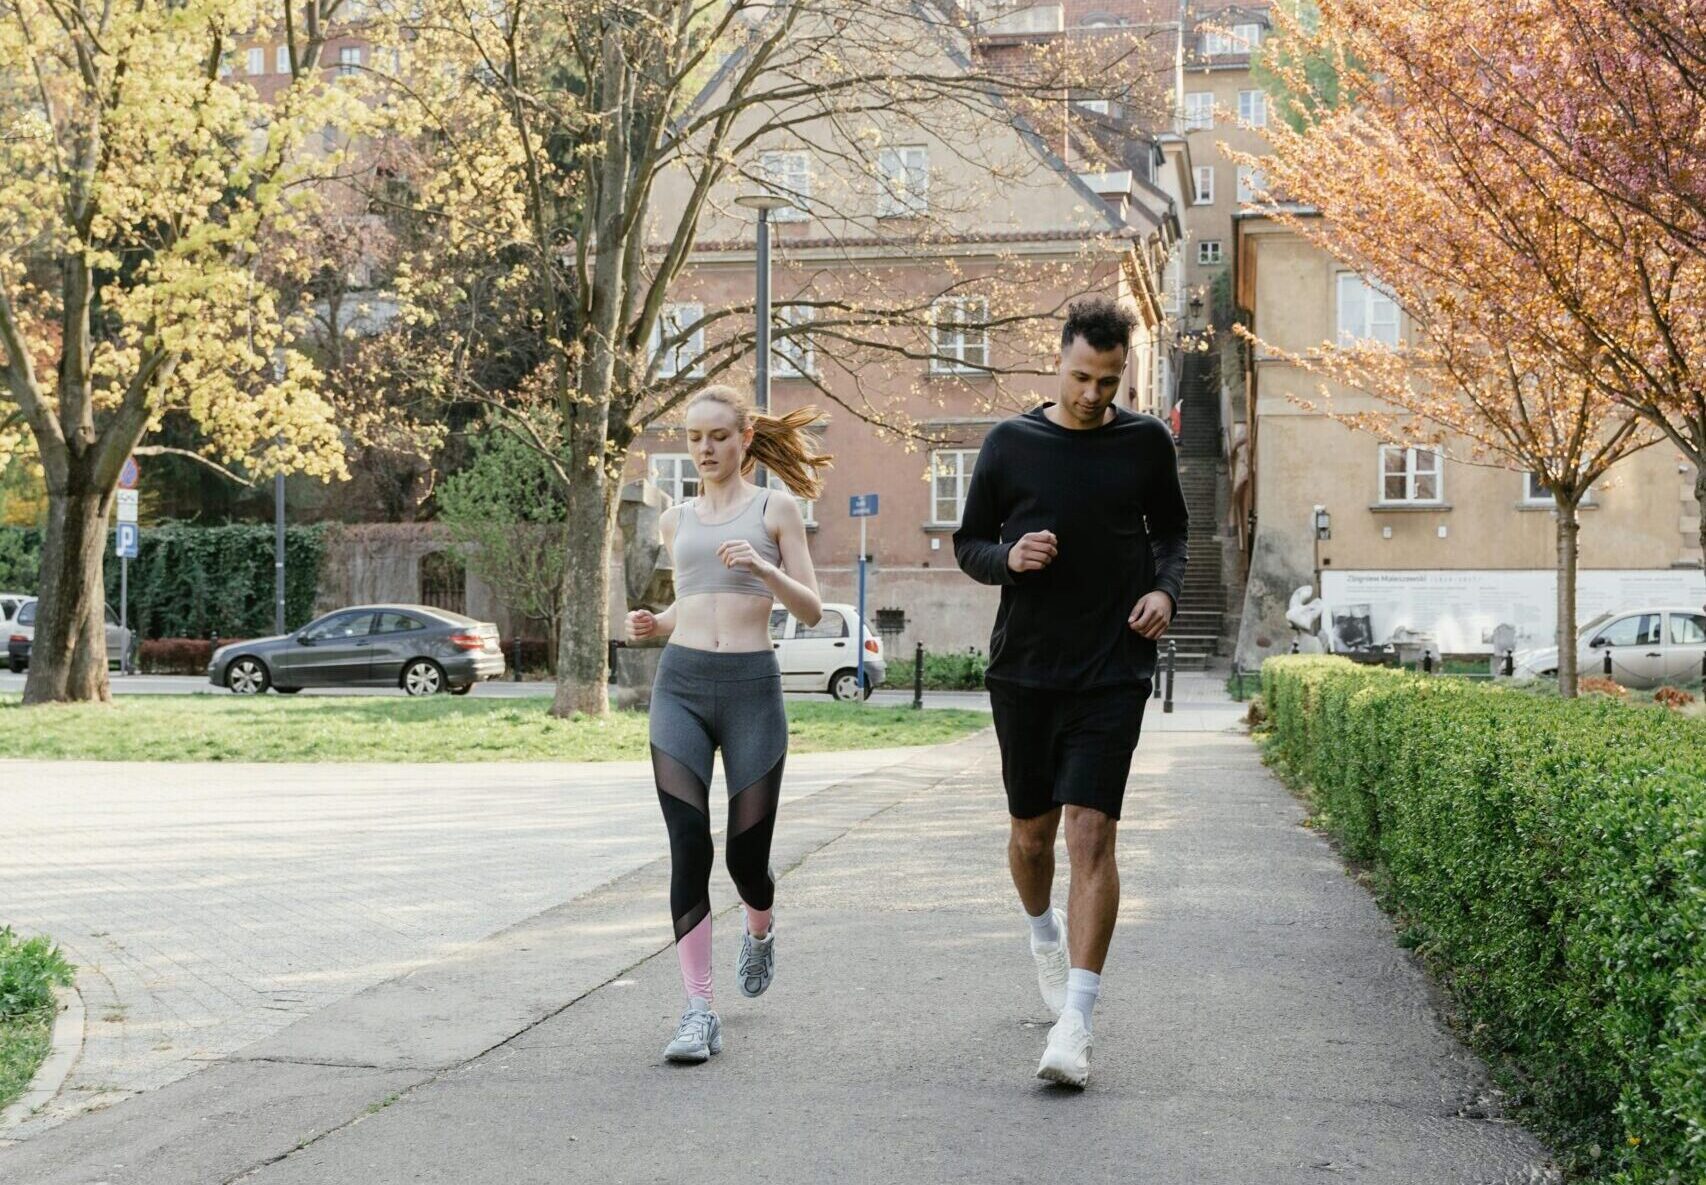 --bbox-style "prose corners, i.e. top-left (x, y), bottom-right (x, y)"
top-left (1, 721), bottom-right (1556, 1184)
